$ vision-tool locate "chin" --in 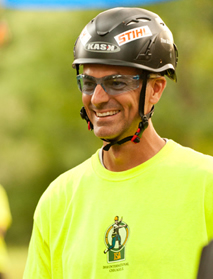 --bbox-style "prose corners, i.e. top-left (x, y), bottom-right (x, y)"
top-left (94, 128), bottom-right (120, 140)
